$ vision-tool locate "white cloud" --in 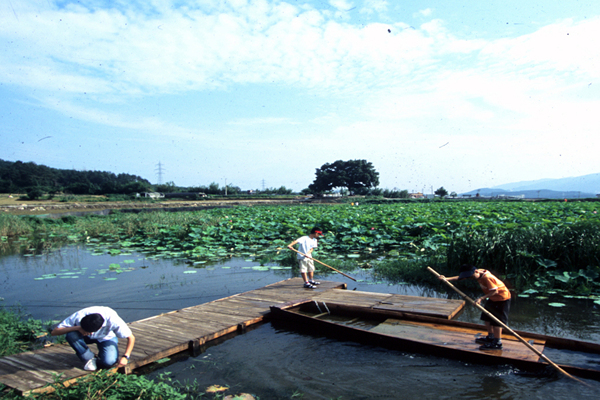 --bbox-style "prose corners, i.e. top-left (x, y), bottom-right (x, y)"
top-left (1, 1), bottom-right (464, 99)
top-left (329, 0), bottom-right (354, 11)
top-left (416, 8), bottom-right (433, 18)
top-left (3, 3), bottom-right (598, 124)
top-left (360, 0), bottom-right (388, 15)
top-left (481, 17), bottom-right (600, 78)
